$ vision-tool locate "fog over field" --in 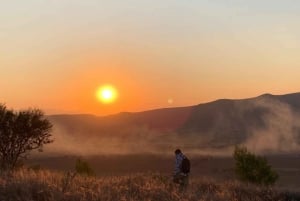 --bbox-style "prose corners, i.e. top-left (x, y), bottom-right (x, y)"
top-left (41, 93), bottom-right (300, 157)
top-left (245, 97), bottom-right (300, 153)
